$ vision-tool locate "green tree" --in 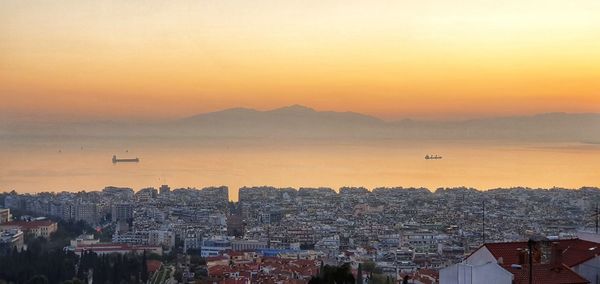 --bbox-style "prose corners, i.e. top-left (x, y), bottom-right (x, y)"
top-left (141, 251), bottom-right (149, 283)
top-left (309, 263), bottom-right (355, 284)
top-left (25, 275), bottom-right (49, 284)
